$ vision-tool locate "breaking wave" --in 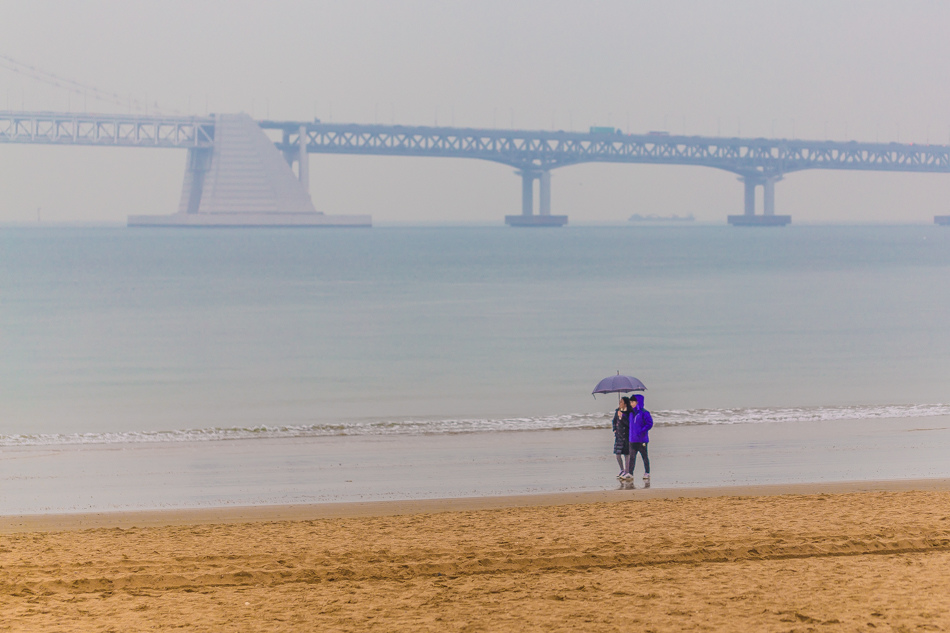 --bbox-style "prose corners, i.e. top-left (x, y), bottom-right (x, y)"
top-left (2, 403), bottom-right (948, 447)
